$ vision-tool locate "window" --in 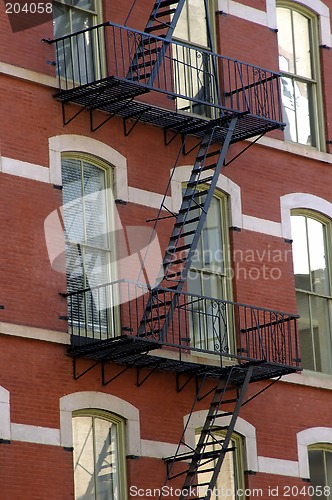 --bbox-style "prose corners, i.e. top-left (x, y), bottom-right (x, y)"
top-left (291, 212), bottom-right (332, 373)
top-left (172, 0), bottom-right (218, 116)
top-left (53, 0), bottom-right (101, 84)
top-left (196, 430), bottom-right (245, 499)
top-left (187, 194), bottom-right (232, 353)
top-left (276, 3), bottom-right (323, 149)
top-left (61, 155), bottom-right (116, 335)
top-left (308, 446), bottom-right (332, 499)
top-left (72, 410), bottom-right (127, 500)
